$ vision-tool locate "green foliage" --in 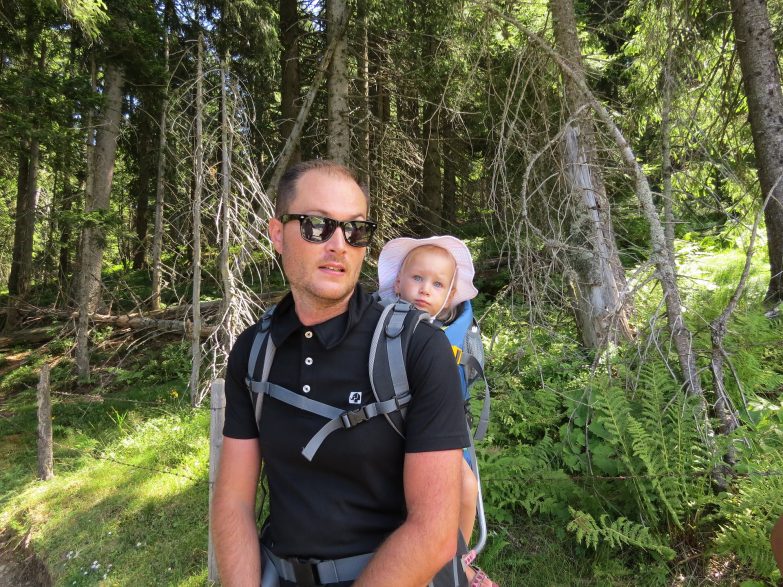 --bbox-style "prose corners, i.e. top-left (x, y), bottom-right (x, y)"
top-left (0, 357), bottom-right (45, 393)
top-left (566, 507), bottom-right (675, 559)
top-left (59, 0), bottom-right (109, 40)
